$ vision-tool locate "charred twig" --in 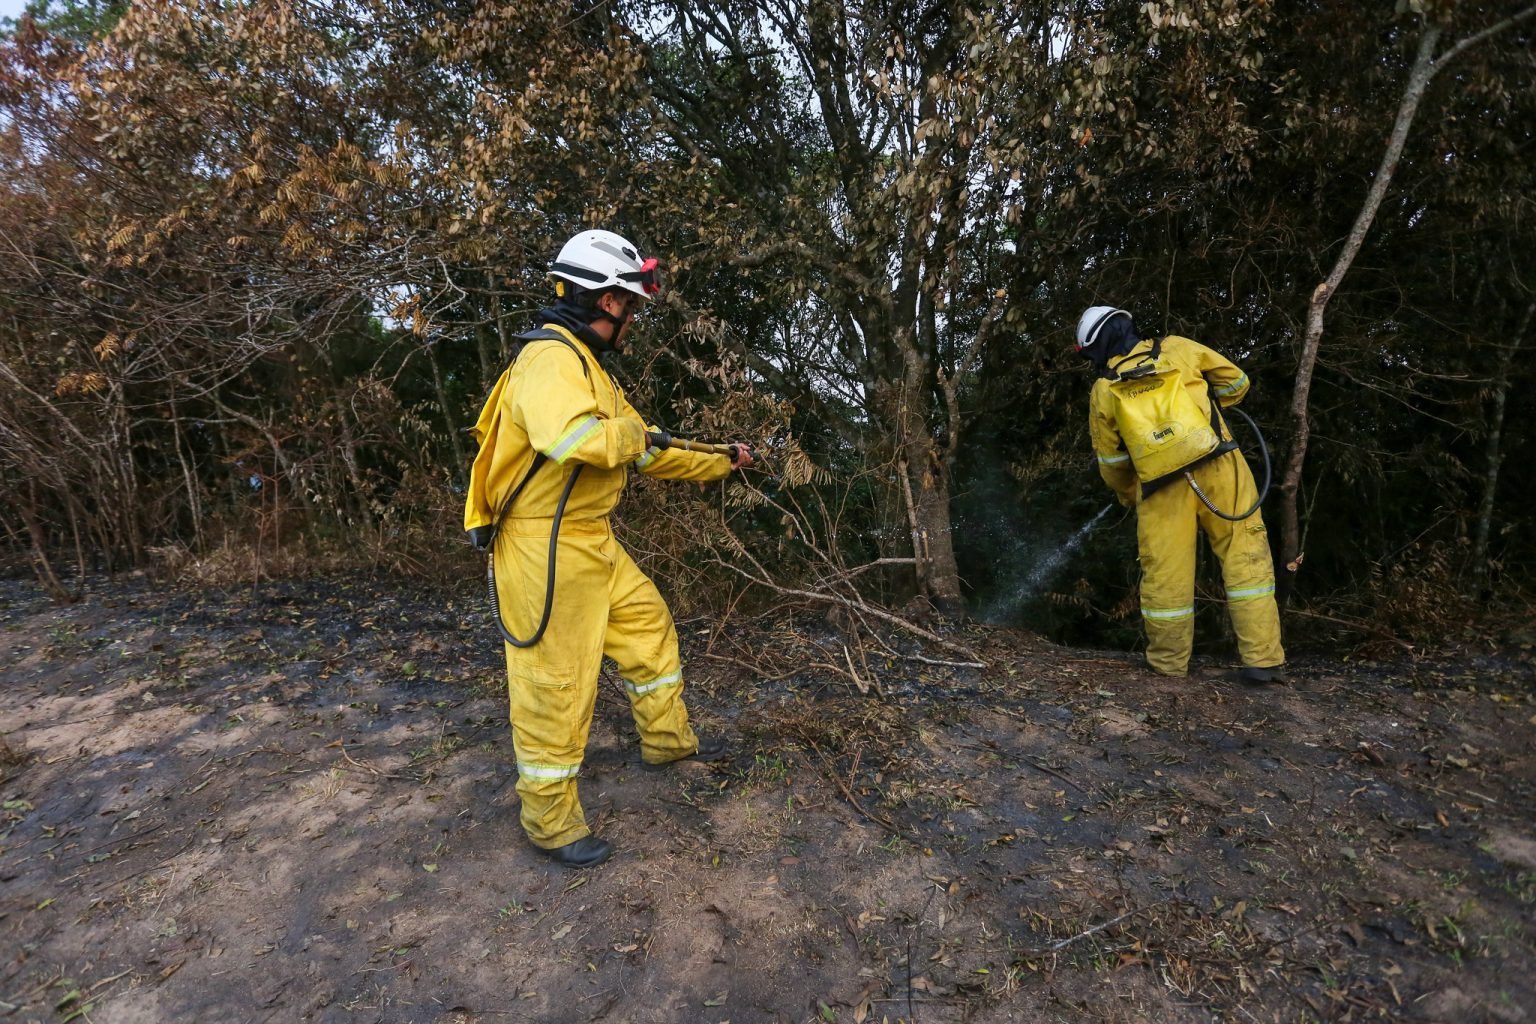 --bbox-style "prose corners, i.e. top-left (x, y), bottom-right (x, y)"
top-left (332, 742), bottom-right (416, 781)
top-left (83, 968), bottom-right (135, 998)
top-left (1025, 901), bottom-right (1166, 954)
top-left (843, 644), bottom-right (869, 695)
top-left (96, 833), bottom-right (200, 890)
top-left (68, 824), bottom-right (163, 863)
top-left (805, 739), bottom-right (898, 835)
top-left (896, 652), bottom-right (988, 669)
top-left (1017, 756), bottom-right (1087, 795)
top-left (705, 552), bottom-right (986, 666)
top-left (700, 652), bottom-right (805, 683)
top-left (950, 738), bottom-right (1088, 795)
top-left (1283, 608), bottom-right (1416, 651)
